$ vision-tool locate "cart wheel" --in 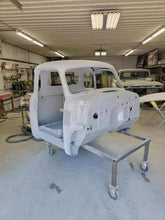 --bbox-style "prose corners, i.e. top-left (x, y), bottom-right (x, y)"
top-left (47, 143), bottom-right (54, 156)
top-left (140, 161), bottom-right (148, 172)
top-left (109, 185), bottom-right (119, 200)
